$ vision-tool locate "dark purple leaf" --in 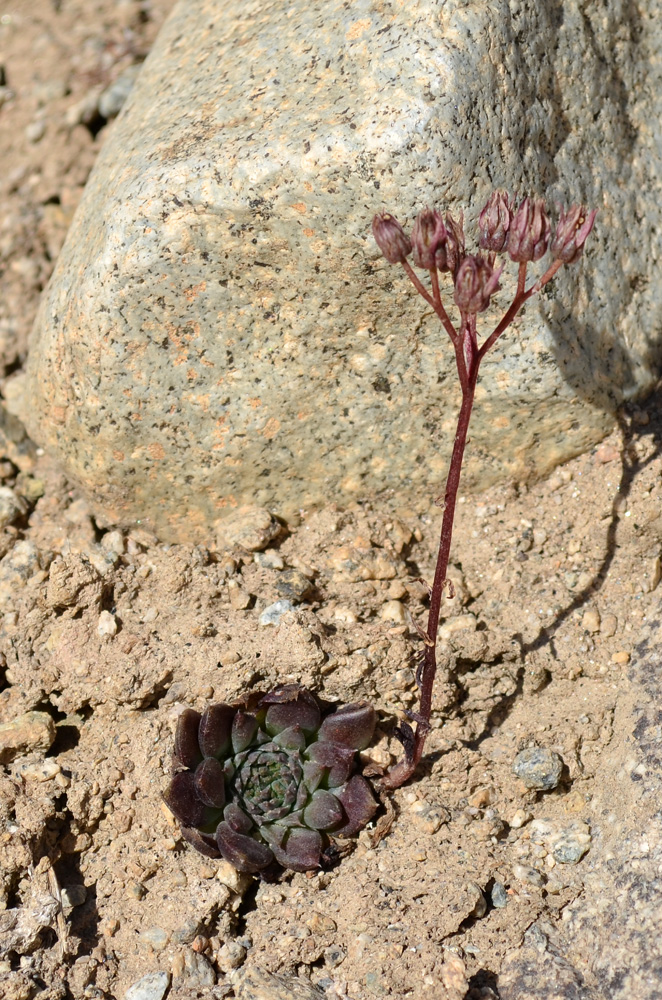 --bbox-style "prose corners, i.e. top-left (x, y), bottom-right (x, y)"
top-left (174, 708), bottom-right (203, 769)
top-left (198, 704), bottom-right (234, 759)
top-left (318, 702), bottom-right (376, 751)
top-left (333, 775), bottom-right (378, 837)
top-left (271, 827), bottom-right (322, 872)
top-left (307, 741), bottom-right (355, 788)
top-left (264, 689), bottom-right (321, 736)
top-left (223, 801), bottom-right (253, 834)
top-left (231, 711), bottom-right (259, 753)
top-left (303, 789), bottom-right (344, 830)
top-left (216, 822), bottom-right (274, 873)
top-left (180, 826), bottom-right (221, 858)
top-left (194, 757), bottom-right (226, 809)
top-left (162, 772), bottom-right (206, 828)
top-left (273, 724), bottom-right (306, 751)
